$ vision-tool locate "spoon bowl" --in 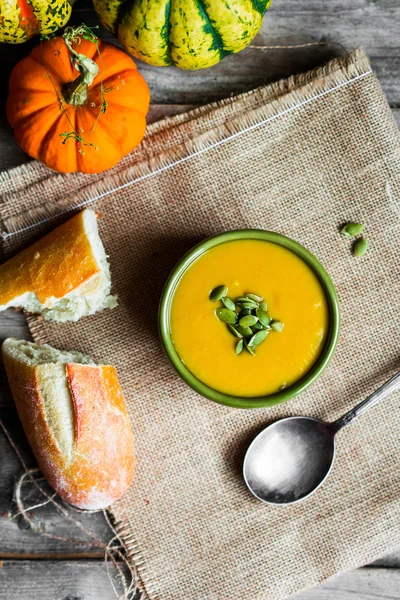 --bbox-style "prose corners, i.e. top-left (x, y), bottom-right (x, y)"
top-left (243, 417), bottom-right (336, 505)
